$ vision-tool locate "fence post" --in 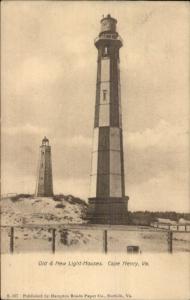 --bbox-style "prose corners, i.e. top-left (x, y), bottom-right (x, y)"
top-left (10, 227), bottom-right (14, 254)
top-left (103, 230), bottom-right (108, 254)
top-left (167, 231), bottom-right (173, 253)
top-left (52, 228), bottom-right (56, 253)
